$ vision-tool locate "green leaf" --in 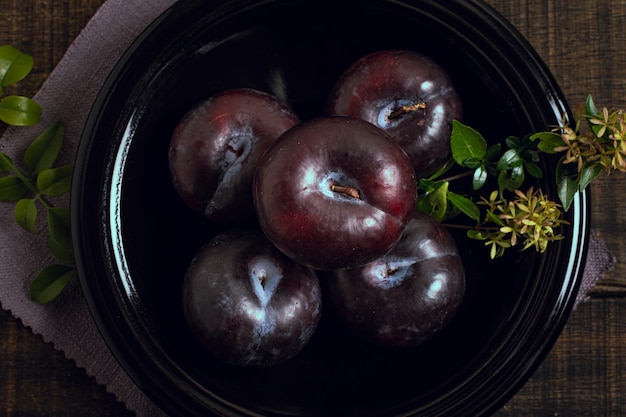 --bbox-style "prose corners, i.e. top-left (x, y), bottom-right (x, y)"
top-left (523, 149), bottom-right (541, 163)
top-left (584, 94), bottom-right (600, 119)
top-left (47, 207), bottom-right (72, 251)
top-left (0, 152), bottom-right (14, 173)
top-left (0, 175), bottom-right (26, 201)
top-left (467, 229), bottom-right (487, 241)
top-left (578, 162), bottom-right (602, 192)
top-left (425, 157), bottom-right (456, 180)
top-left (498, 165), bottom-right (524, 193)
top-left (557, 175), bottom-right (578, 211)
top-left (450, 120), bottom-right (487, 166)
top-left (417, 181), bottom-right (449, 221)
top-left (29, 264), bottom-right (74, 304)
top-left (47, 231), bottom-right (74, 265)
top-left (0, 95), bottom-right (42, 126)
top-left (504, 135), bottom-right (521, 148)
top-left (485, 143), bottom-right (502, 161)
top-left (486, 210), bottom-right (506, 227)
top-left (555, 156), bottom-right (579, 211)
top-left (510, 164), bottom-right (525, 184)
top-left (584, 94), bottom-right (608, 138)
top-left (0, 45), bottom-right (34, 87)
top-left (524, 160), bottom-right (543, 178)
top-left (497, 148), bottom-right (523, 170)
top-left (472, 165), bottom-right (488, 190)
top-left (25, 121), bottom-right (64, 174)
top-left (529, 131), bottom-right (564, 154)
top-left (14, 198), bottom-right (37, 232)
top-left (448, 191), bottom-right (481, 222)
top-left (36, 165), bottom-right (72, 196)
top-left (418, 178), bottom-right (436, 190)
top-left (462, 157), bottom-right (482, 169)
